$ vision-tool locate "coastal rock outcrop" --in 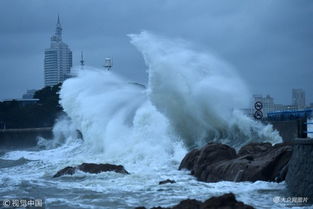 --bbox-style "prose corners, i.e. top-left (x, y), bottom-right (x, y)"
top-left (135, 193), bottom-right (254, 209)
top-left (159, 179), bottom-right (176, 185)
top-left (179, 142), bottom-right (292, 183)
top-left (53, 163), bottom-right (129, 178)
